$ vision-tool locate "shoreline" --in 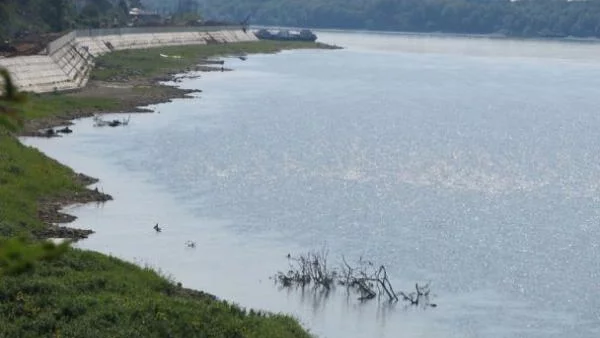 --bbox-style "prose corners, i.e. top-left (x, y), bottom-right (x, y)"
top-left (19, 63), bottom-right (242, 136)
top-left (21, 79), bottom-right (199, 136)
top-left (20, 41), bottom-right (339, 240)
top-left (21, 75), bottom-right (201, 239)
